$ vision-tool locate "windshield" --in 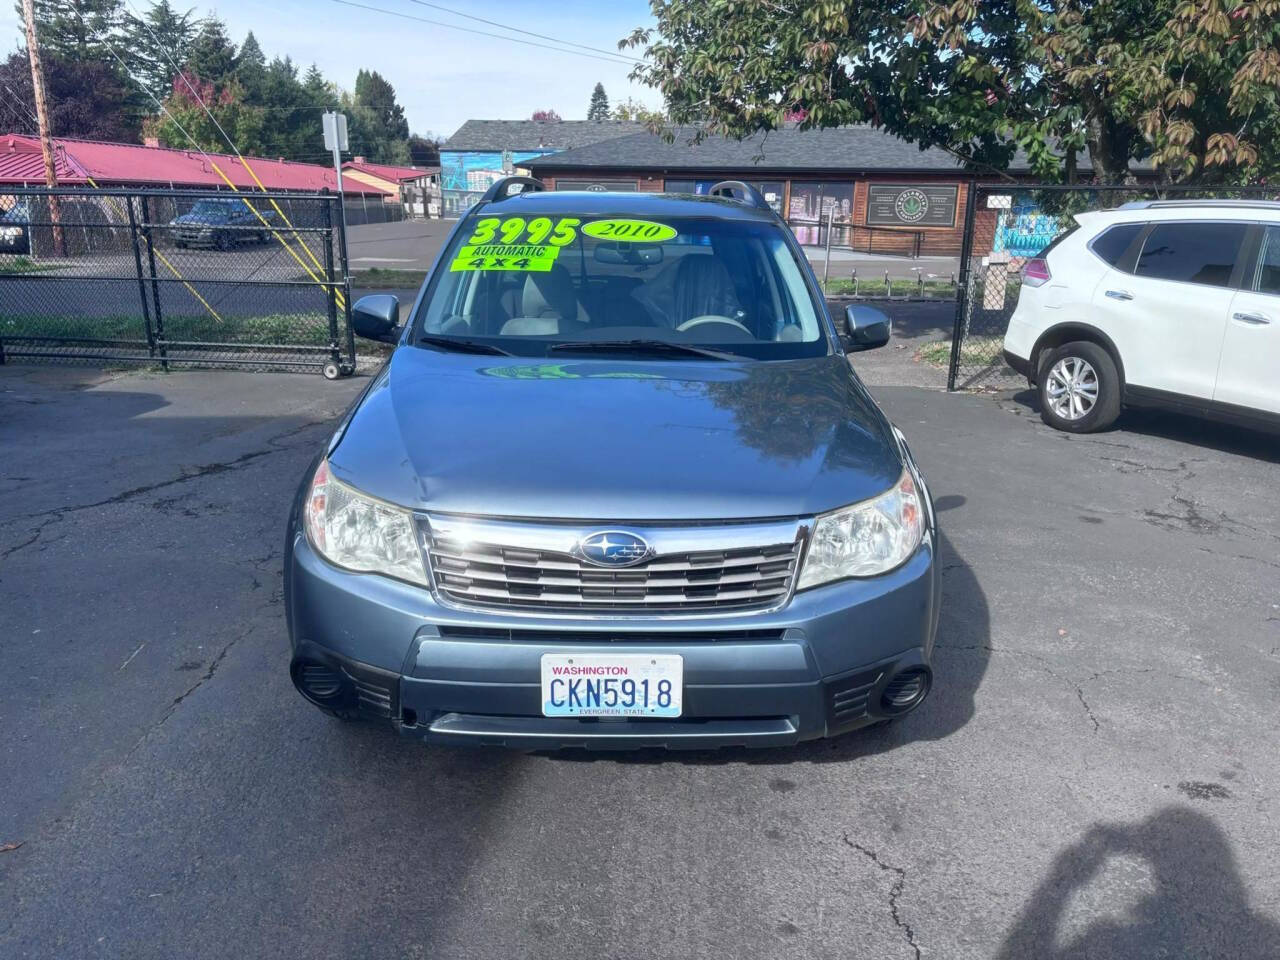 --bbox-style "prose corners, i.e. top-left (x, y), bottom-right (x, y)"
top-left (189, 199), bottom-right (242, 217)
top-left (415, 211), bottom-right (830, 359)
